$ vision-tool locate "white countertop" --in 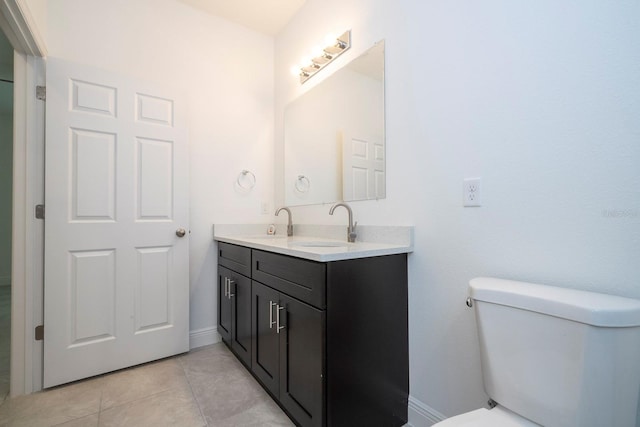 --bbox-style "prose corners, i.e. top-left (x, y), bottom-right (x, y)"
top-left (213, 224), bottom-right (413, 262)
